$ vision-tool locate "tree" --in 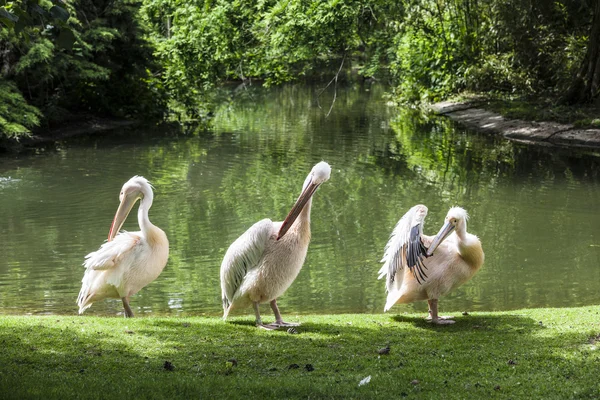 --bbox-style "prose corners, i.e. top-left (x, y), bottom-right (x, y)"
top-left (563, 0), bottom-right (600, 103)
top-left (0, 0), bottom-right (166, 140)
